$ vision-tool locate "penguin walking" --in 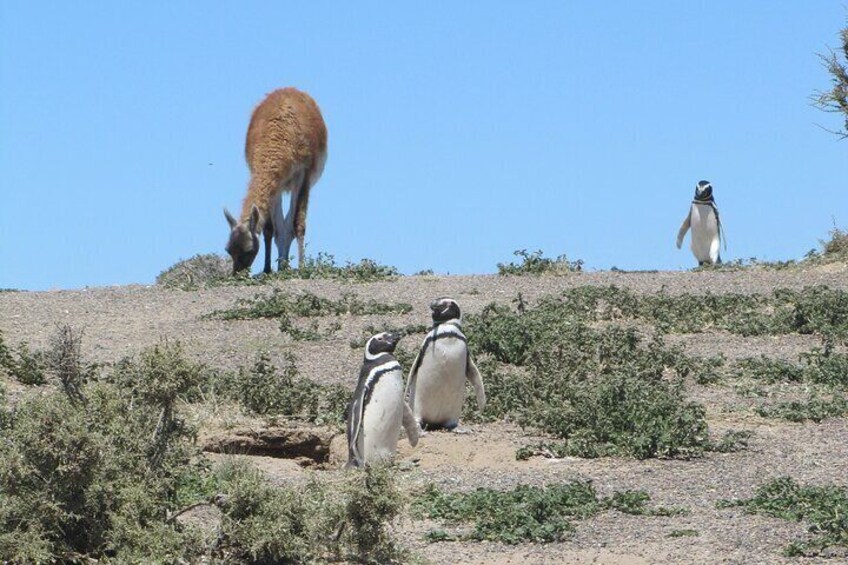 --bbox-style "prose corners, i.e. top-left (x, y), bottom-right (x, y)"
top-left (346, 332), bottom-right (418, 468)
top-left (676, 180), bottom-right (725, 265)
top-left (405, 298), bottom-right (486, 432)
